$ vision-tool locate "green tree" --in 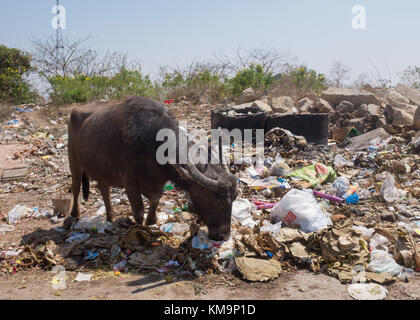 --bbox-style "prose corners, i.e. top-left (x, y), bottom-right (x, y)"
top-left (0, 45), bottom-right (38, 103)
